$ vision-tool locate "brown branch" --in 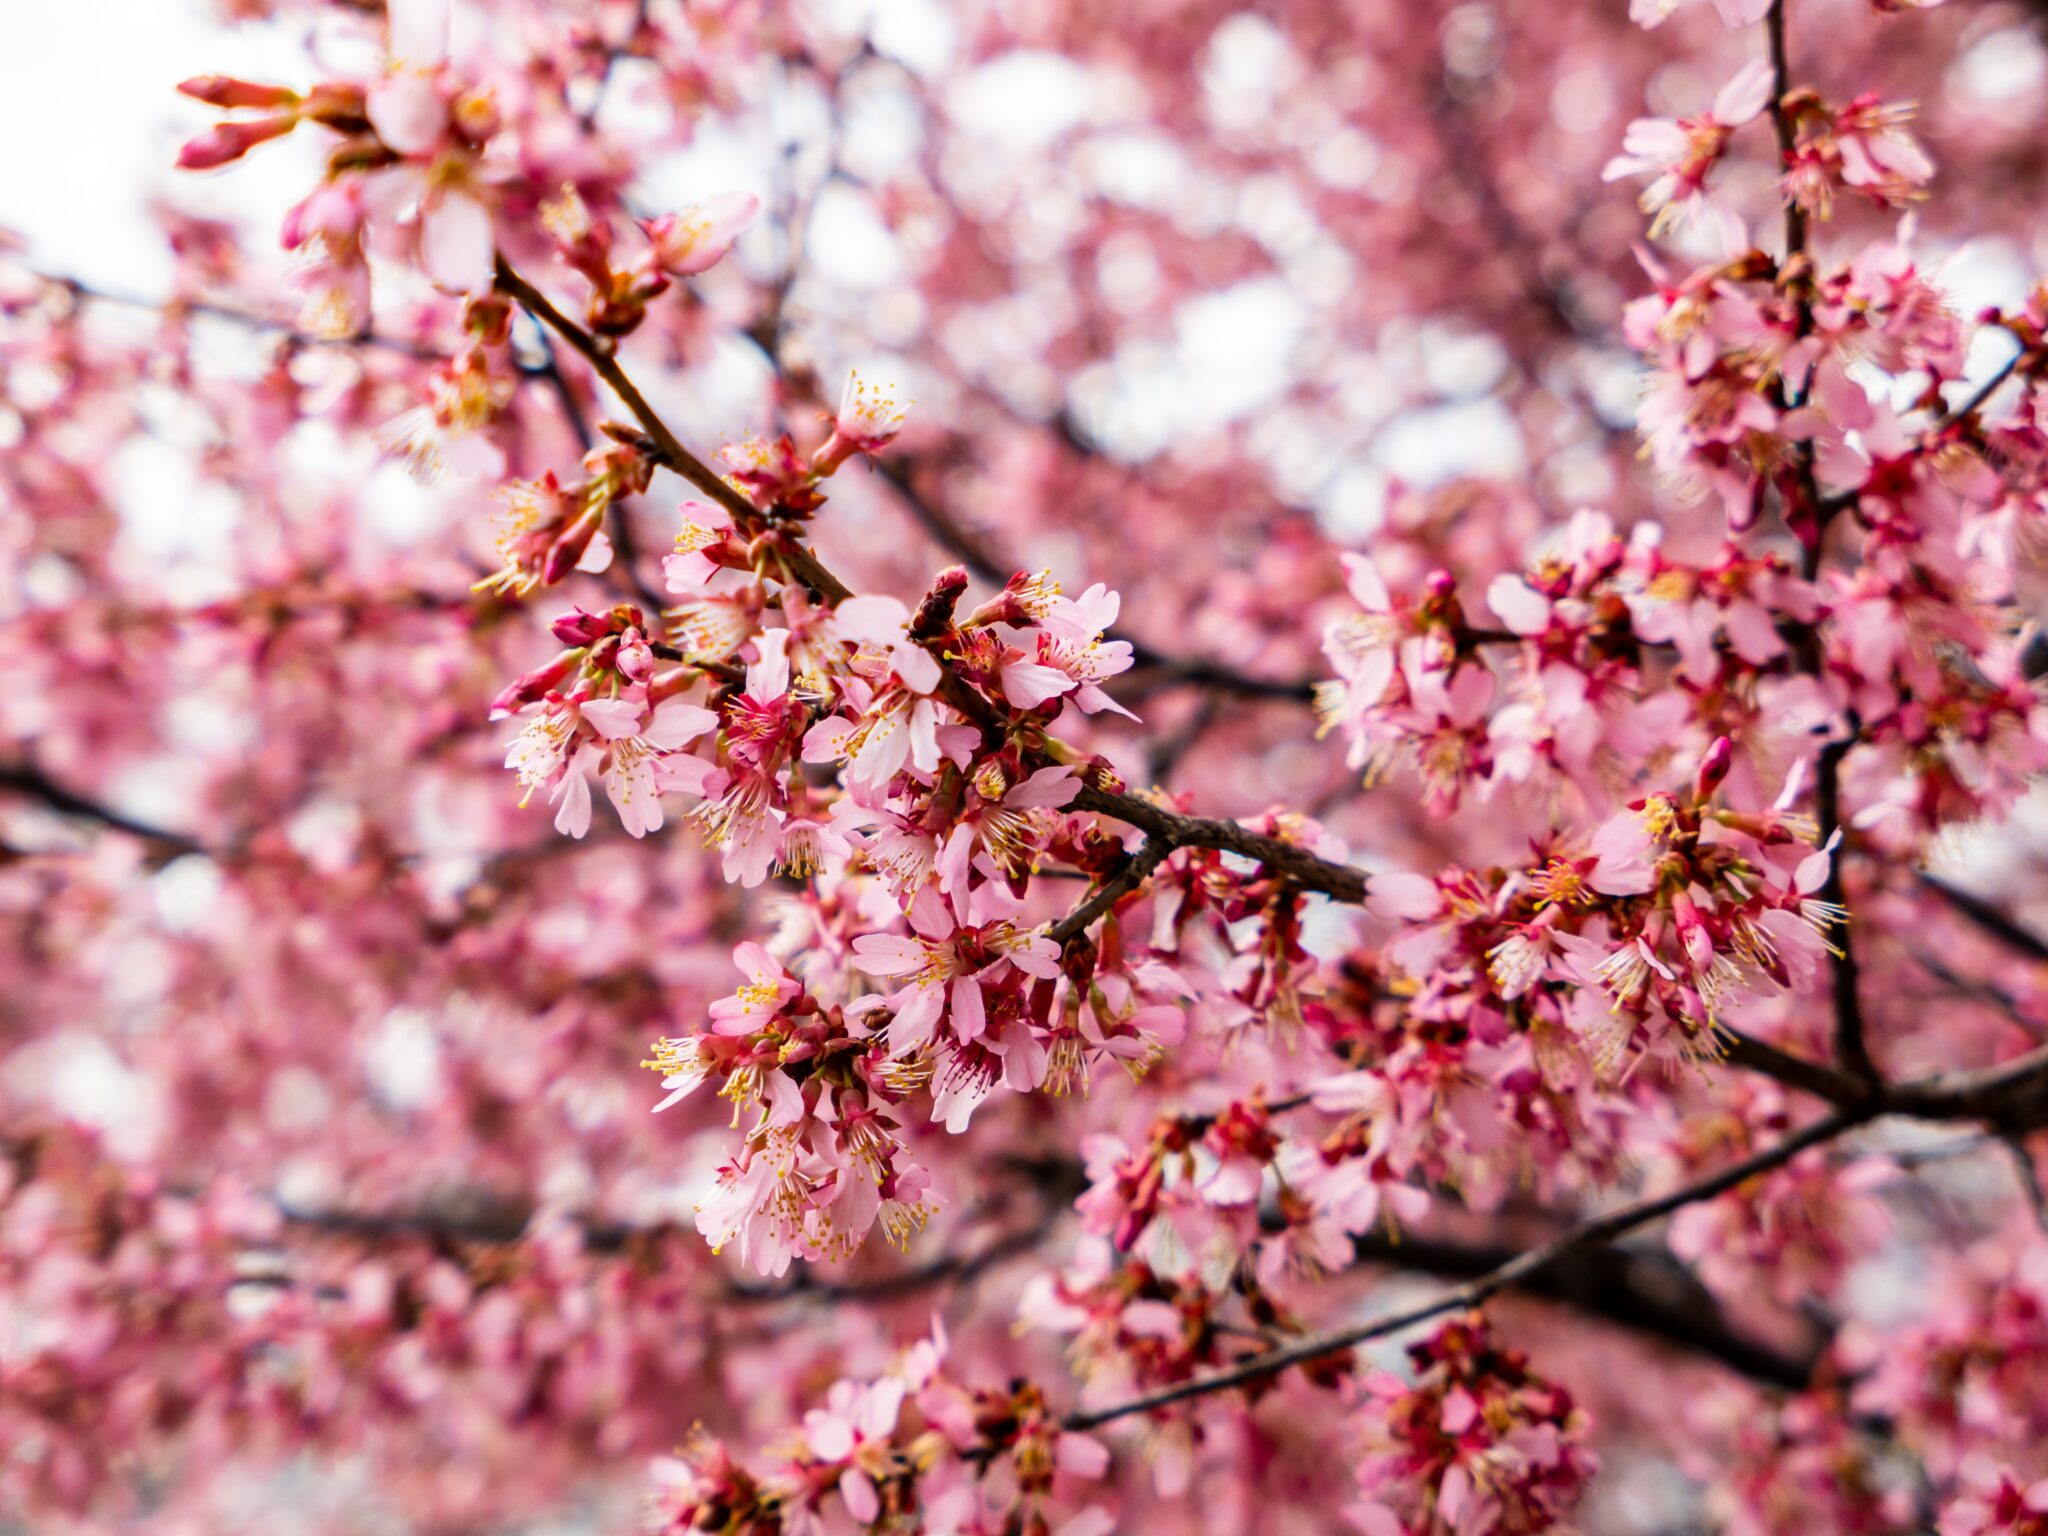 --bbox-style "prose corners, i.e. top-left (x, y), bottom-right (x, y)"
top-left (1068, 785), bottom-right (1370, 907)
top-left (1919, 873), bottom-right (2048, 966)
top-left (1348, 1230), bottom-right (1820, 1391)
top-left (515, 322), bottom-right (670, 617)
top-left (276, 1196), bottom-right (1049, 1303)
top-left (1047, 837), bottom-right (1176, 946)
top-left (1063, 1109), bottom-right (1861, 1429)
top-left (0, 761), bottom-right (204, 855)
top-left (273, 1161), bottom-right (1807, 1387)
top-left (1722, 1028), bottom-right (1871, 1107)
top-left (1763, 3), bottom-right (1877, 1087)
top-left (494, 256), bottom-right (1371, 905)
